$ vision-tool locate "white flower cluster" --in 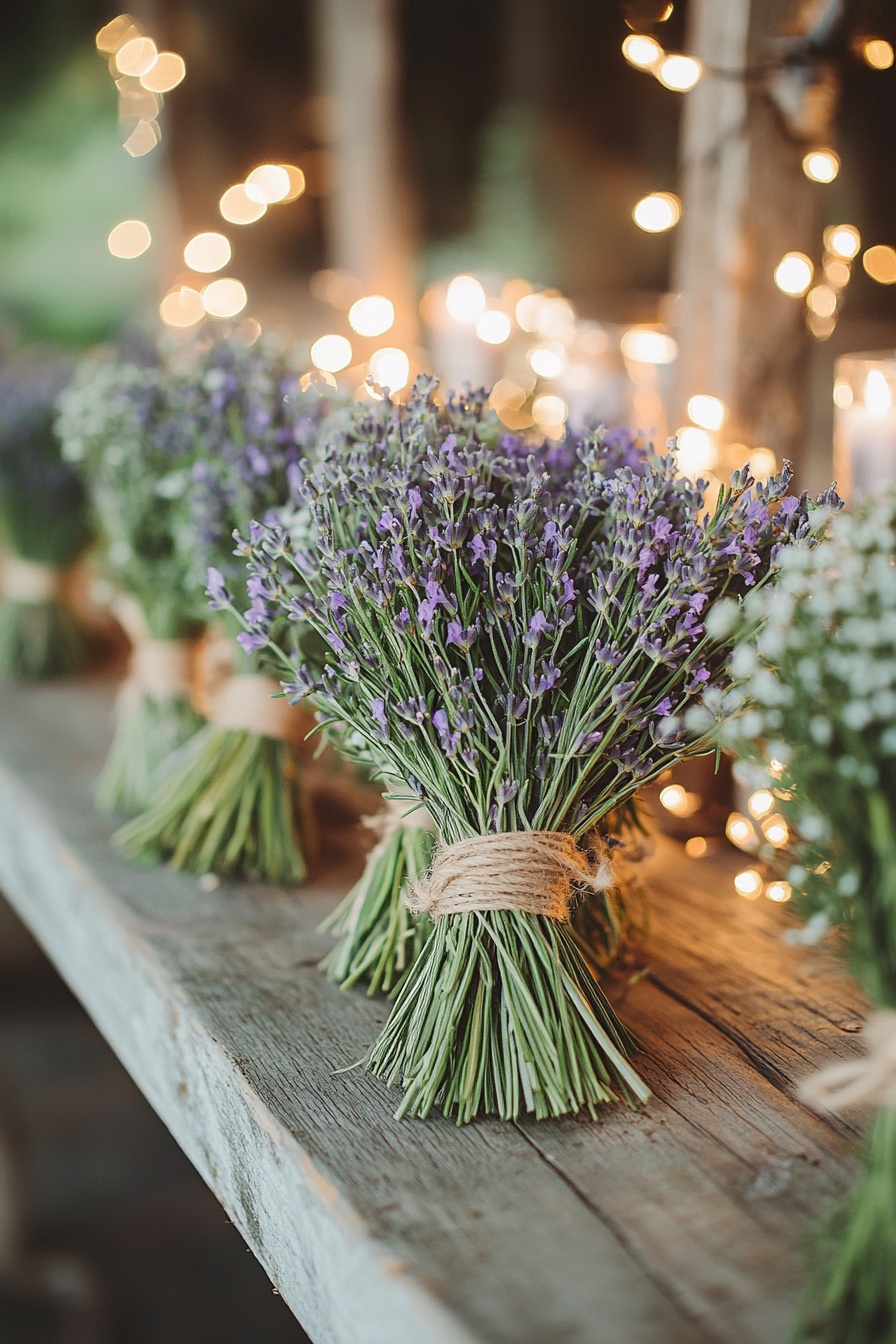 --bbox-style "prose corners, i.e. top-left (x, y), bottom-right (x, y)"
top-left (719, 494), bottom-right (896, 911)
